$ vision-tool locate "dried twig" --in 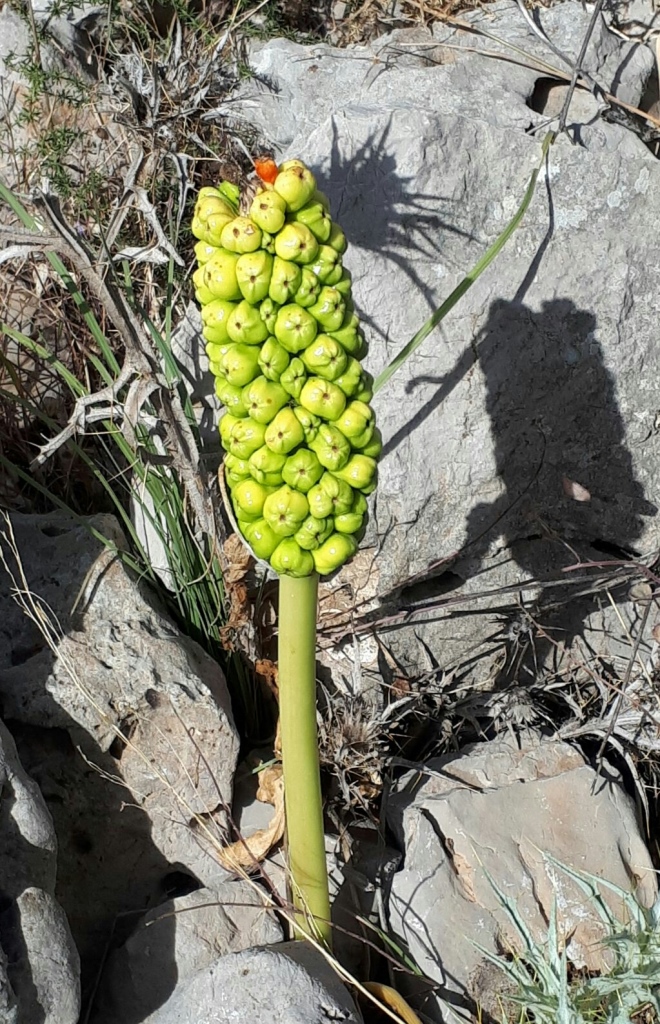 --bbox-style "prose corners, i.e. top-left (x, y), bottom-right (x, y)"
top-left (24, 192), bottom-right (223, 557)
top-left (557, 0), bottom-right (605, 134)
